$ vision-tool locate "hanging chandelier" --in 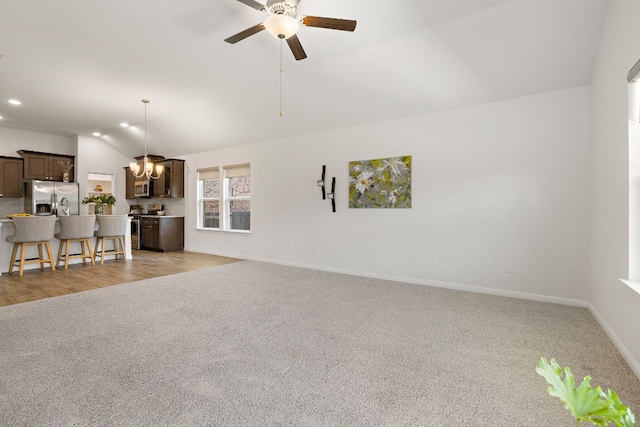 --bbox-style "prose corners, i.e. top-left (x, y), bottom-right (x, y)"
top-left (129, 99), bottom-right (164, 180)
